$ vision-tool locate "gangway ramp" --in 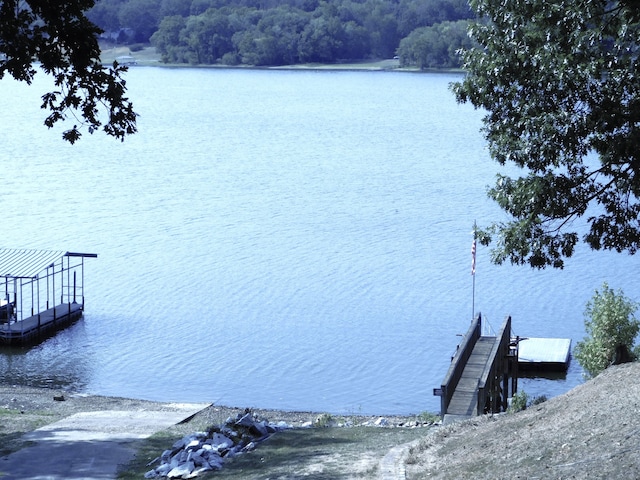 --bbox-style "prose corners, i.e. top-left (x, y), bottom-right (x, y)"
top-left (446, 337), bottom-right (497, 418)
top-left (434, 314), bottom-right (517, 424)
